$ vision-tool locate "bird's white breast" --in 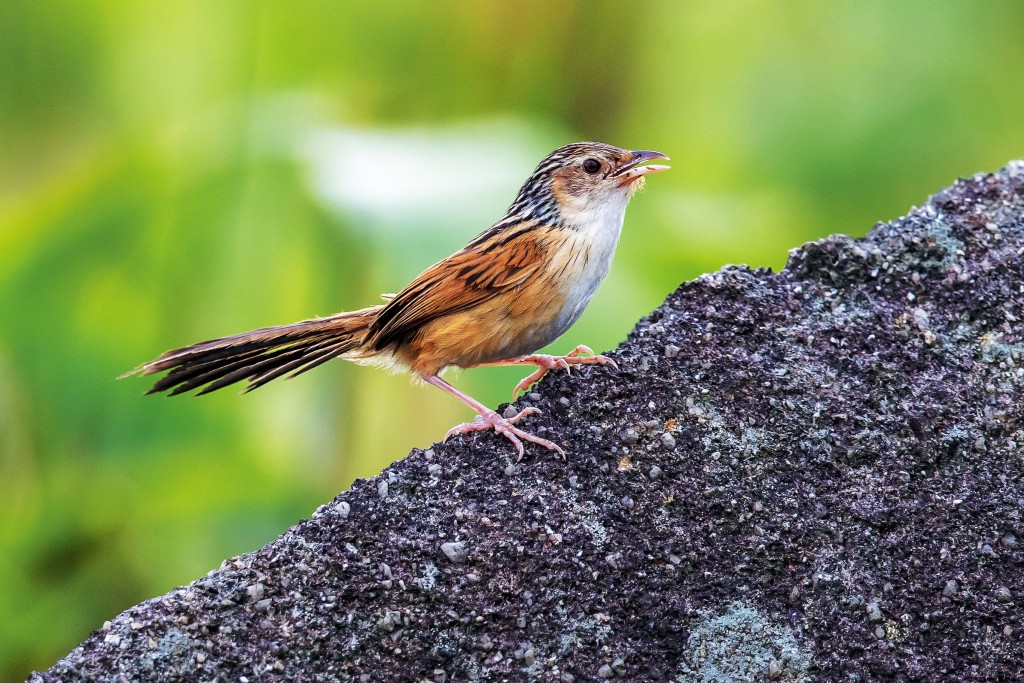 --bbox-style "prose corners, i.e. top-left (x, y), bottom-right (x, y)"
top-left (549, 194), bottom-right (630, 337)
